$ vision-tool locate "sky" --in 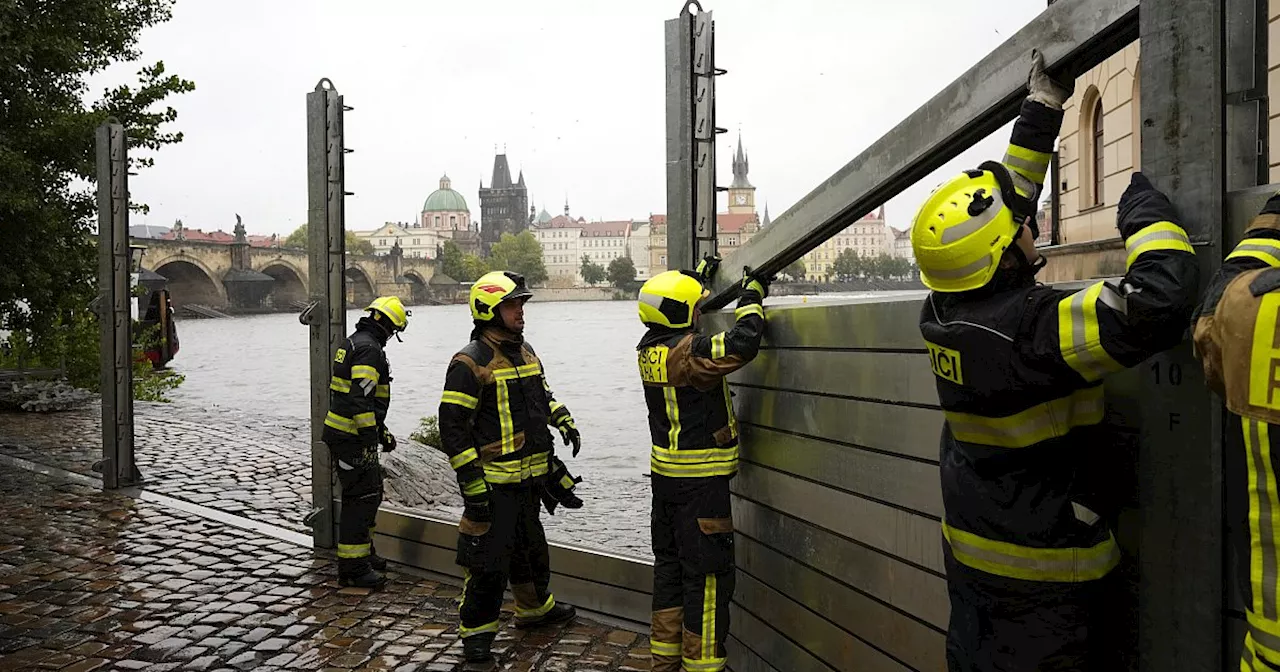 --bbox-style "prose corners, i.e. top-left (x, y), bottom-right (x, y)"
top-left (95, 0), bottom-right (1049, 238)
